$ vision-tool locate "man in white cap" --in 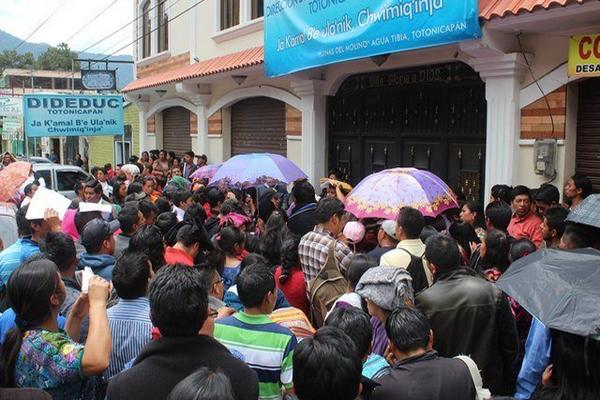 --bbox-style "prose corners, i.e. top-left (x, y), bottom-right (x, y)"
top-left (367, 220), bottom-right (399, 264)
